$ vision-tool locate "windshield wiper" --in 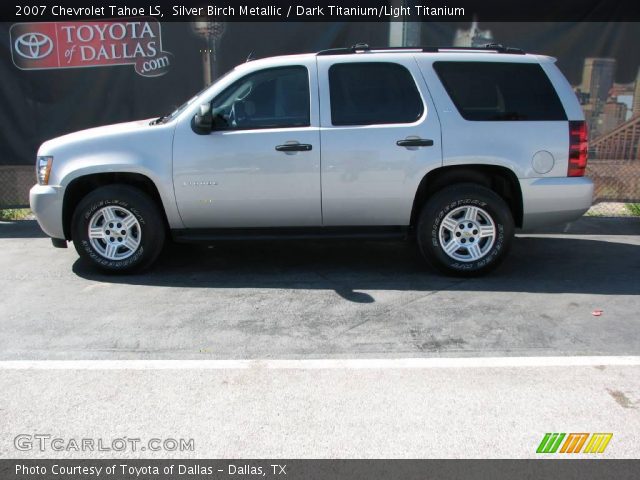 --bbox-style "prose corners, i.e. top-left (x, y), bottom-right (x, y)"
top-left (150, 115), bottom-right (170, 125)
